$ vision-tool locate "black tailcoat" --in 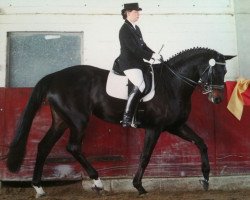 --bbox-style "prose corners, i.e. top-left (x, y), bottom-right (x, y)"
top-left (117, 20), bottom-right (154, 71)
